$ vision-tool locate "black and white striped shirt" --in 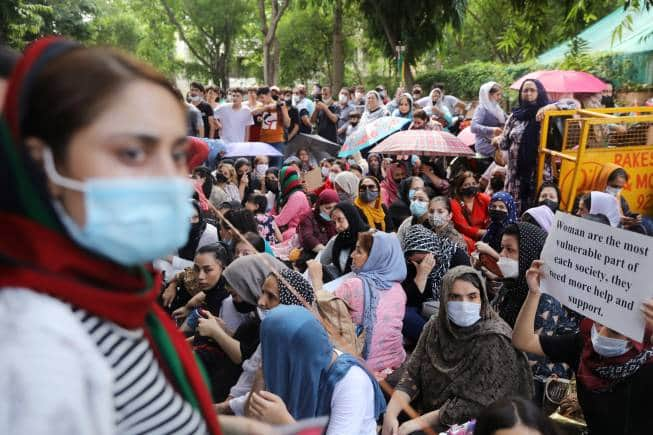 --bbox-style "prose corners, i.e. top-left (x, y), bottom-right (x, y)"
top-left (73, 309), bottom-right (207, 435)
